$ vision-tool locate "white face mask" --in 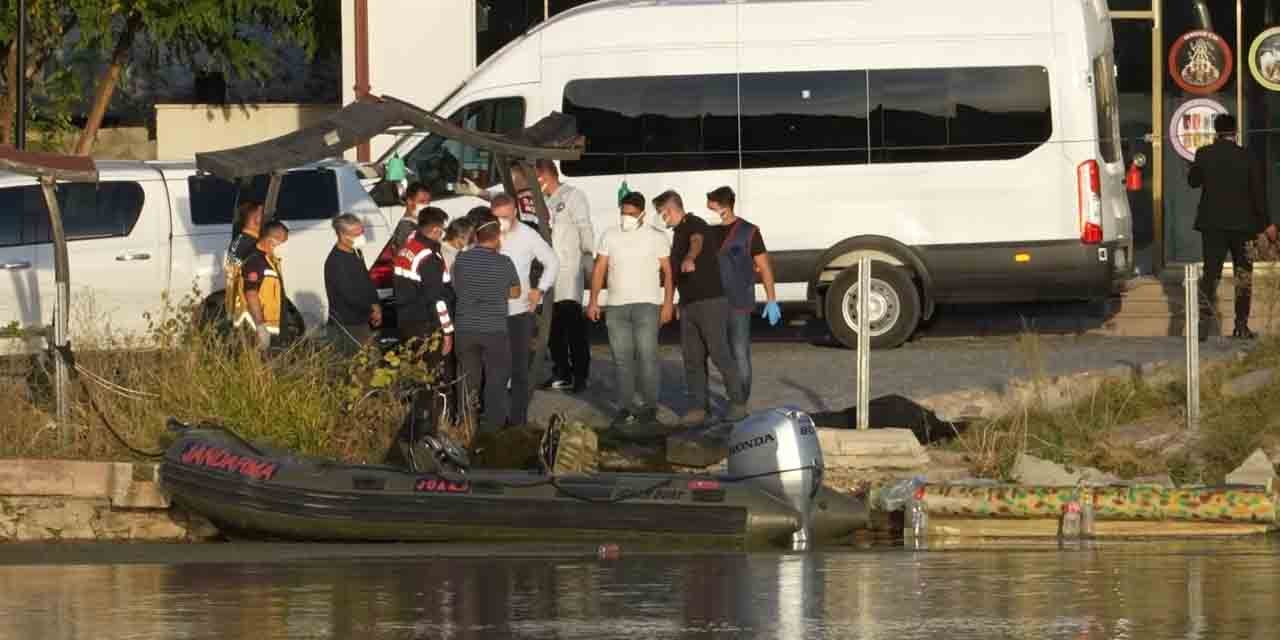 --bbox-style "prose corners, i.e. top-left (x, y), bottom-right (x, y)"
top-left (620, 215), bottom-right (643, 232)
top-left (349, 234), bottom-right (367, 250)
top-left (499, 218), bottom-right (514, 233)
top-left (704, 211), bottom-right (724, 227)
